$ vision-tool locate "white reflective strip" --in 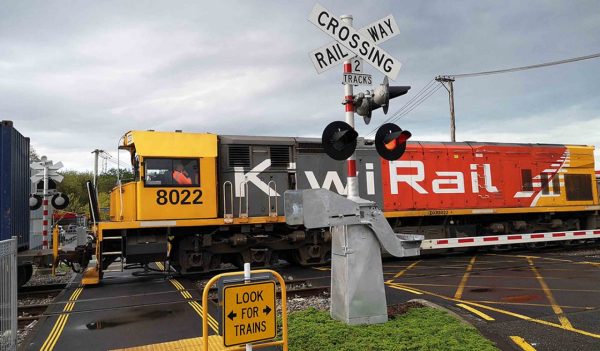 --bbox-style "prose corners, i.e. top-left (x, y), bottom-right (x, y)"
top-left (543, 169), bottom-right (557, 173)
top-left (140, 221), bottom-right (177, 227)
top-left (551, 164), bottom-right (561, 167)
top-left (586, 205), bottom-right (600, 210)
top-left (421, 230), bottom-right (600, 250)
top-left (472, 209), bottom-right (494, 214)
top-left (288, 162), bottom-right (296, 169)
top-left (514, 191), bottom-right (534, 198)
top-left (532, 182), bottom-right (541, 187)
